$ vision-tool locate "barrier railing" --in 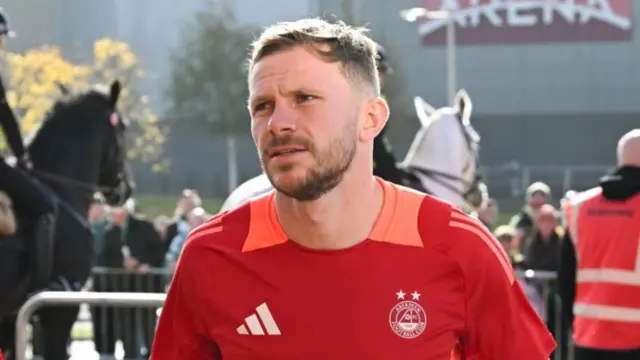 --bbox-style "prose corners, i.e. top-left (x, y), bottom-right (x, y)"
top-left (15, 291), bottom-right (166, 360)
top-left (481, 164), bottom-right (611, 195)
top-left (515, 269), bottom-right (572, 360)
